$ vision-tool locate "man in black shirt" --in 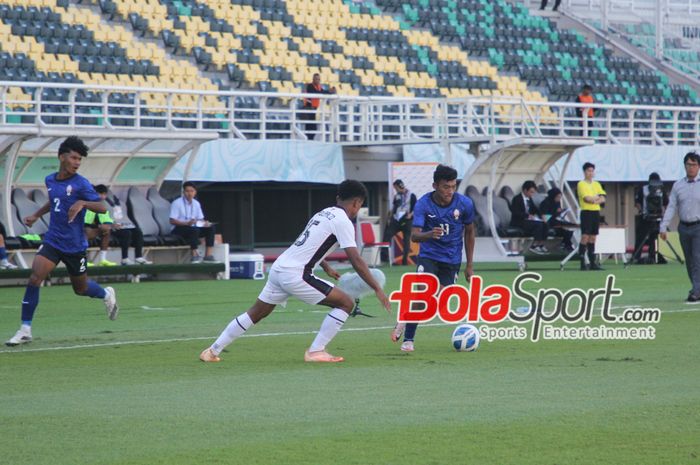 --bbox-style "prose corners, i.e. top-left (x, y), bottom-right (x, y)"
top-left (539, 187), bottom-right (574, 251)
top-left (633, 172), bottom-right (668, 264)
top-left (381, 179), bottom-right (417, 265)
